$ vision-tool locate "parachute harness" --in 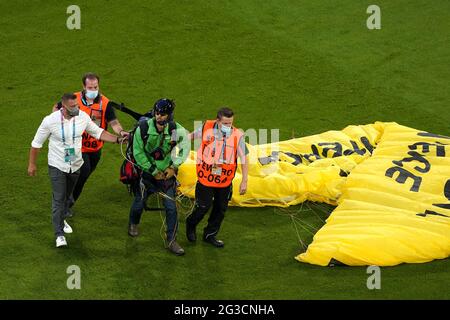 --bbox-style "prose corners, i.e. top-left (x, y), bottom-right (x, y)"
top-left (120, 139), bottom-right (196, 243)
